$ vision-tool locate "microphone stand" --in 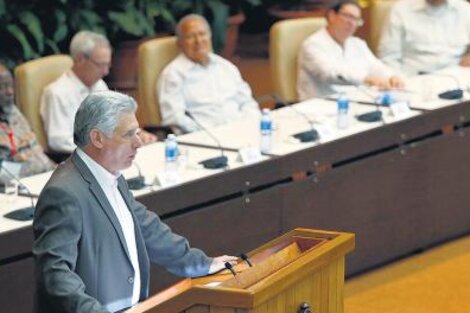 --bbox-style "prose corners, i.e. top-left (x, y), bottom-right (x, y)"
top-left (184, 111), bottom-right (228, 169)
top-left (1, 162), bottom-right (35, 221)
top-left (337, 75), bottom-right (383, 123)
top-left (418, 71), bottom-right (464, 100)
top-left (126, 162), bottom-right (146, 190)
top-left (272, 94), bottom-right (319, 142)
